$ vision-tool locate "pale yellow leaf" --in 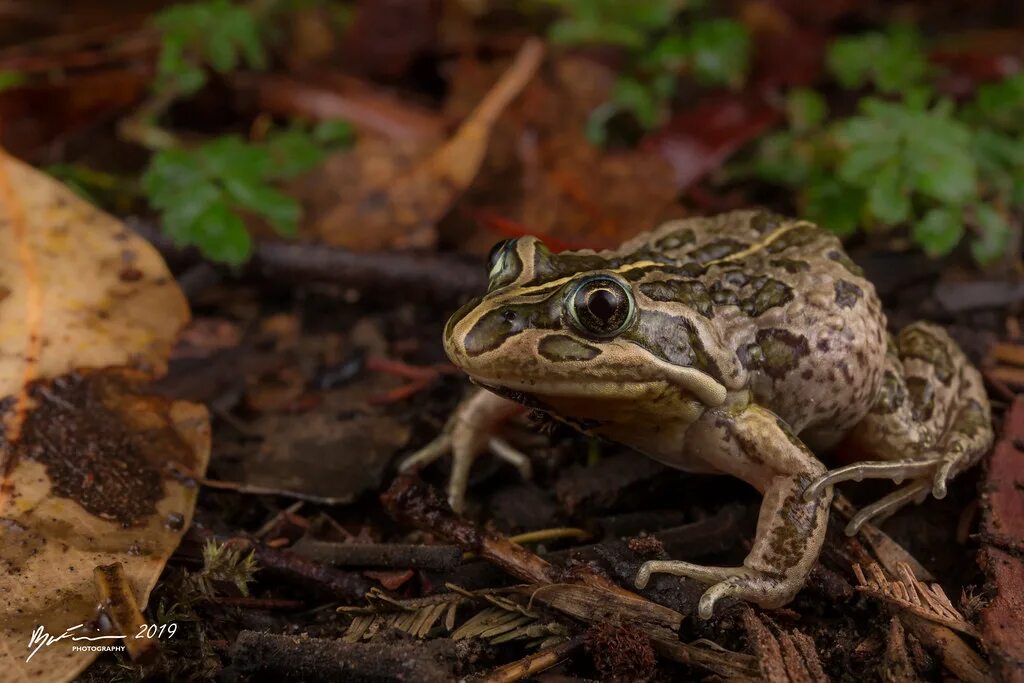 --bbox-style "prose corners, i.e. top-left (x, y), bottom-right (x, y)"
top-left (0, 149), bottom-right (208, 682)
